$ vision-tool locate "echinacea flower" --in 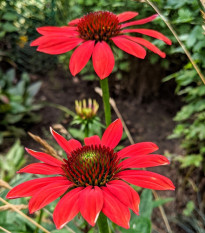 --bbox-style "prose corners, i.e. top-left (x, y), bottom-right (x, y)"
top-left (31, 11), bottom-right (171, 79)
top-left (7, 119), bottom-right (174, 229)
